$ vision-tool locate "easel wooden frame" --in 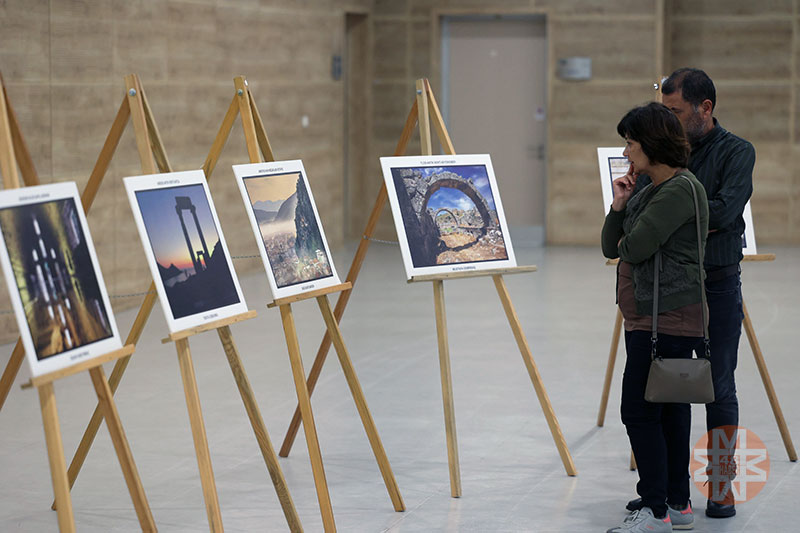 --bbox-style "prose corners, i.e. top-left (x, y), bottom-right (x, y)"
top-left (0, 73), bottom-right (156, 532)
top-left (278, 79), bottom-right (577, 499)
top-left (47, 74), bottom-right (303, 532)
top-left (203, 76), bottom-right (404, 532)
top-left (597, 255), bottom-right (798, 464)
